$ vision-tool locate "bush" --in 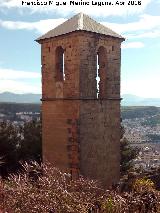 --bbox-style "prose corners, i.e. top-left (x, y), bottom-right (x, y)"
top-left (0, 122), bottom-right (20, 176)
top-left (120, 137), bottom-right (139, 175)
top-left (133, 178), bottom-right (155, 192)
top-left (0, 162), bottom-right (105, 212)
top-left (0, 120), bottom-right (42, 177)
top-left (1, 162), bottom-right (160, 213)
